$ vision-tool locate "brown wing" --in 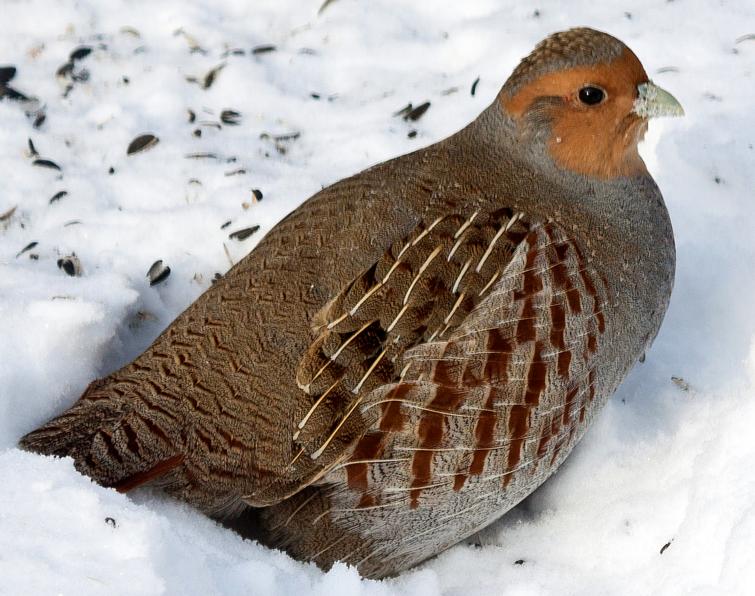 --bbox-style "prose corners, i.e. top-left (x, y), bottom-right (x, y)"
top-left (289, 208), bottom-right (532, 461)
top-left (262, 220), bottom-right (609, 574)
